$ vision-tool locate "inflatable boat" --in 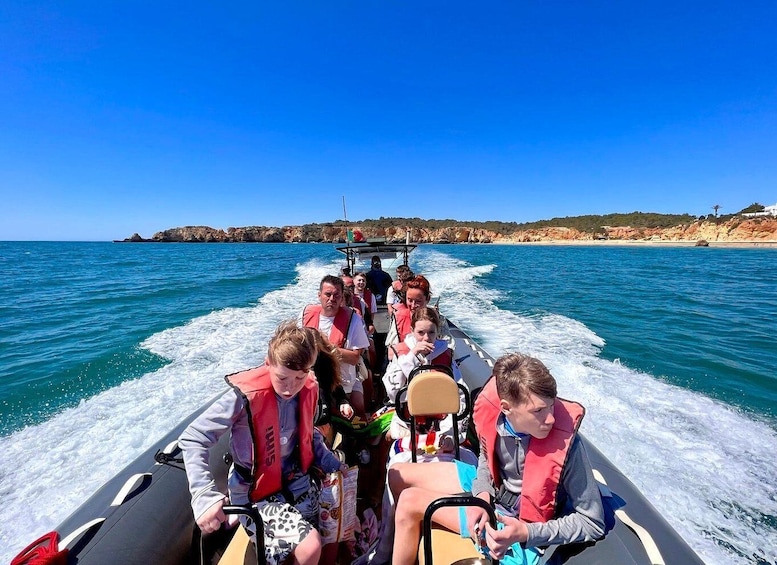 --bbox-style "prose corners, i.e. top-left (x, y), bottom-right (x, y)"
top-left (14, 318), bottom-right (703, 565)
top-left (13, 242), bottom-right (703, 564)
